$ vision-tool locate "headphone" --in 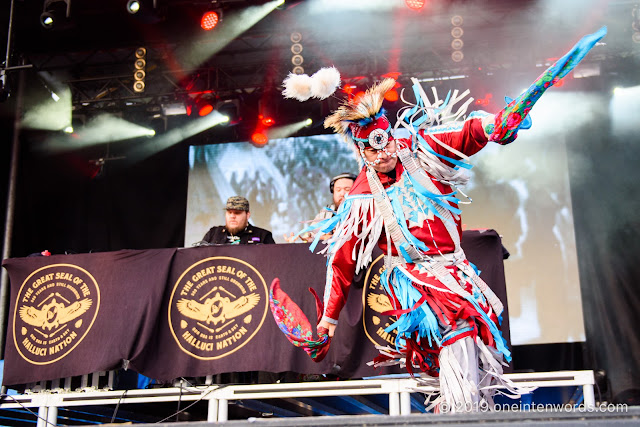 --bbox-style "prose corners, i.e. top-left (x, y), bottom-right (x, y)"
top-left (330, 172), bottom-right (357, 193)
